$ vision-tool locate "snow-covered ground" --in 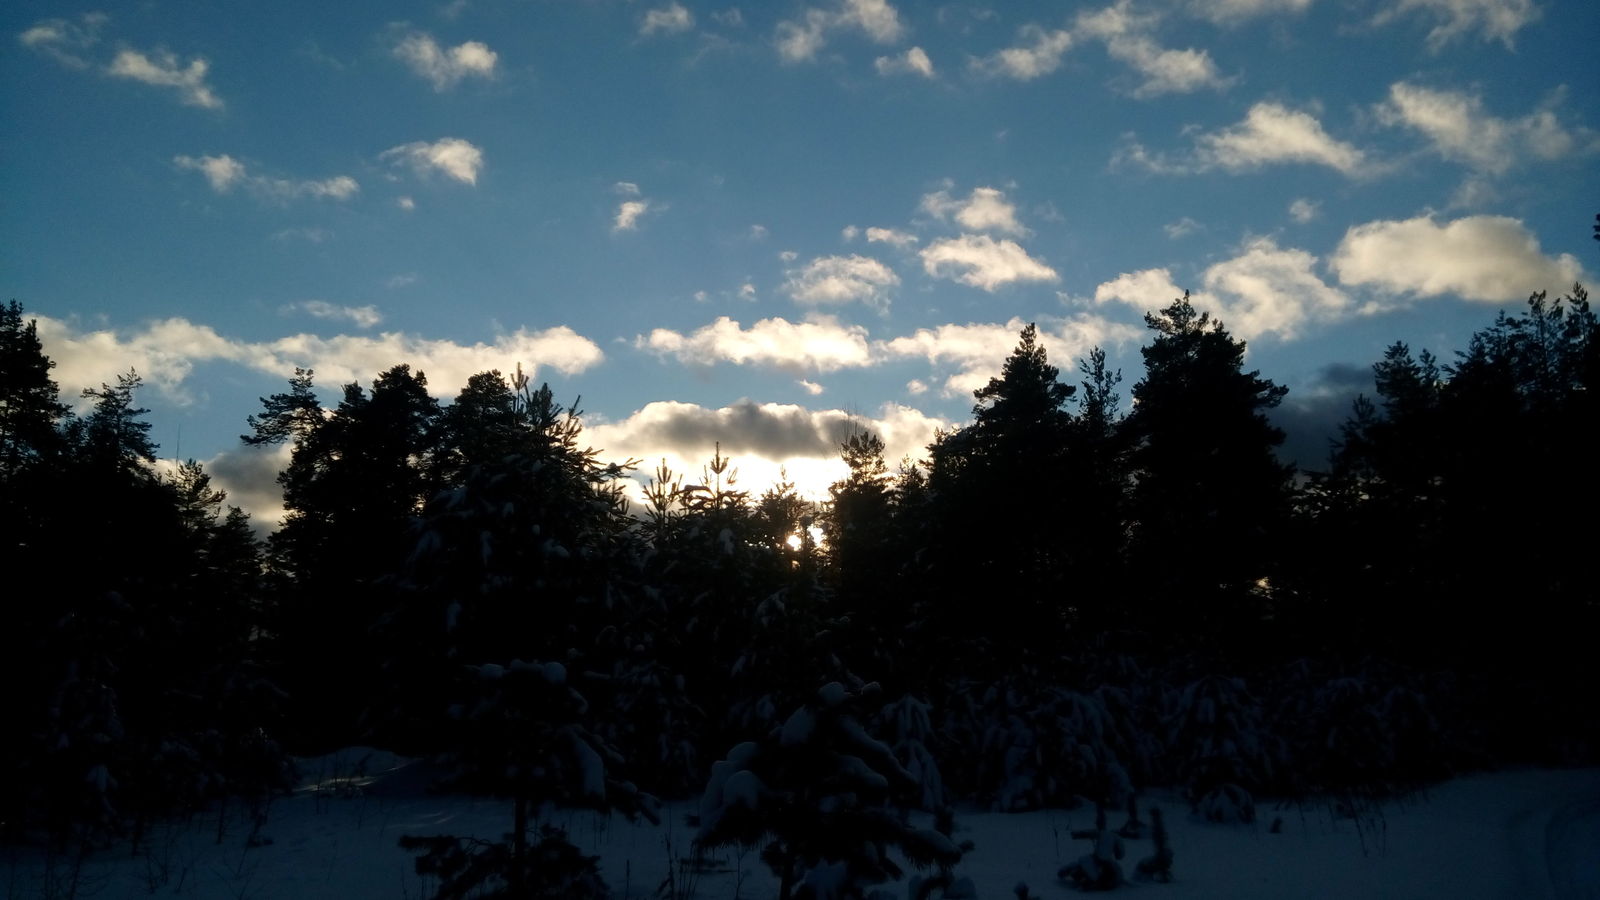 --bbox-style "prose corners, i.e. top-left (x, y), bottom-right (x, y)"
top-left (7, 748), bottom-right (1597, 899)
